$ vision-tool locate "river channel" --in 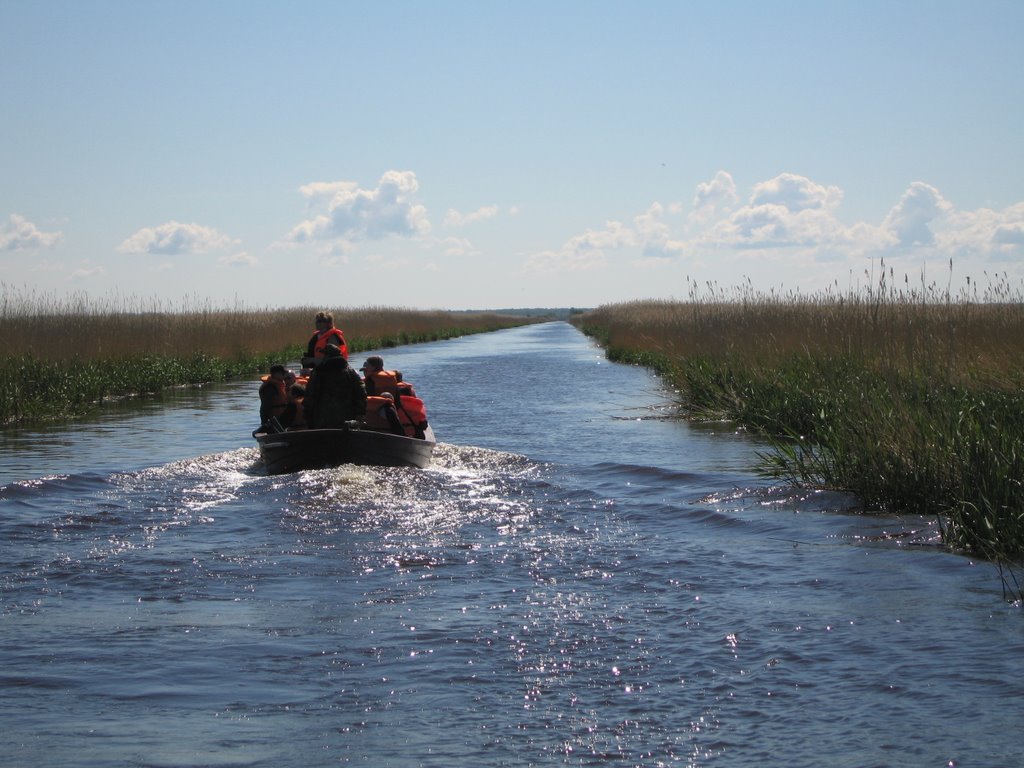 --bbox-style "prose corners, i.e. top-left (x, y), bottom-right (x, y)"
top-left (1, 321), bottom-right (1021, 767)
